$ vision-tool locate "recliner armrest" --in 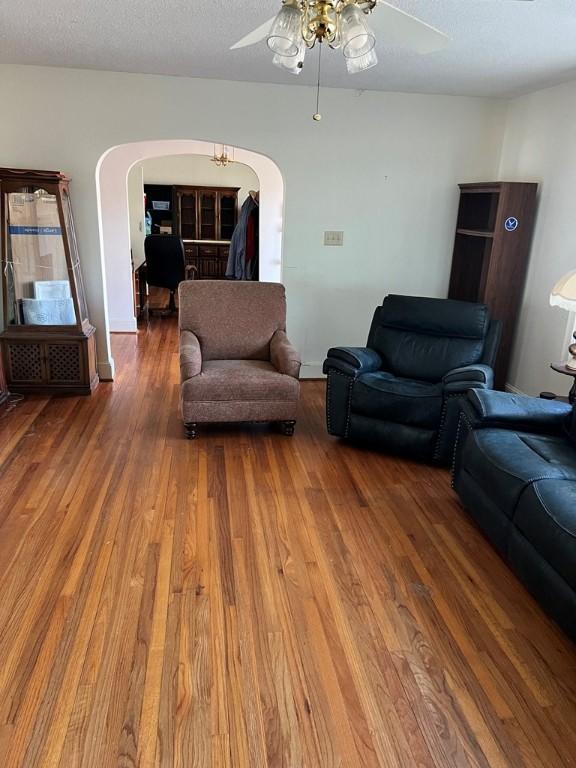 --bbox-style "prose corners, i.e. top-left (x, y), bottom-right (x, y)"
top-left (270, 330), bottom-right (301, 378)
top-left (323, 347), bottom-right (382, 378)
top-left (180, 329), bottom-right (202, 382)
top-left (463, 389), bottom-right (572, 434)
top-left (443, 364), bottom-right (494, 393)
